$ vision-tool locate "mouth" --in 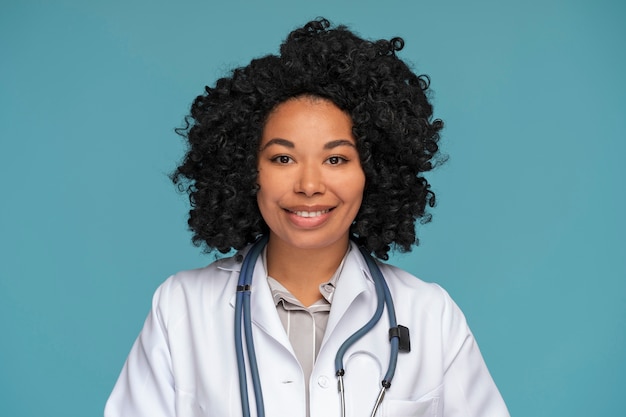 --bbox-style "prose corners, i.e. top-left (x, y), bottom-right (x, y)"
top-left (286, 208), bottom-right (332, 218)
